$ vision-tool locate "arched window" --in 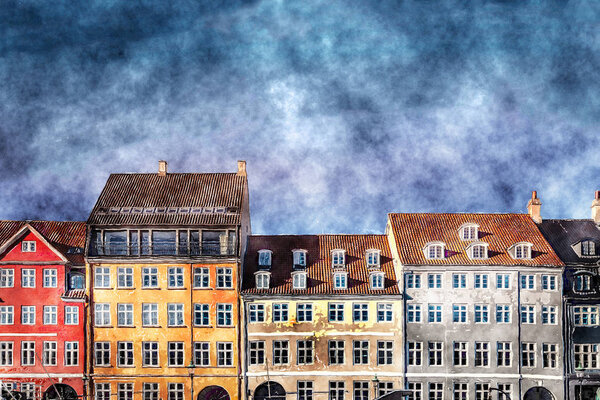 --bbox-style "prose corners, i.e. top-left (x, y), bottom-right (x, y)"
top-left (366, 249), bottom-right (381, 268)
top-left (511, 242), bottom-right (533, 260)
top-left (293, 250), bottom-right (307, 268)
top-left (574, 274), bottom-right (592, 292)
top-left (424, 242), bottom-right (445, 260)
top-left (370, 272), bottom-right (384, 289)
top-left (292, 271), bottom-right (307, 289)
top-left (468, 242), bottom-right (488, 260)
top-left (459, 223), bottom-right (479, 241)
top-left (69, 274), bottom-right (84, 290)
top-left (255, 272), bottom-right (270, 289)
top-left (258, 250), bottom-right (272, 268)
